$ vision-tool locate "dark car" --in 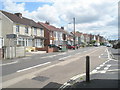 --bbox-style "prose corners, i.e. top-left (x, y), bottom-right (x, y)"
top-left (112, 42), bottom-right (120, 49)
top-left (48, 44), bottom-right (58, 48)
